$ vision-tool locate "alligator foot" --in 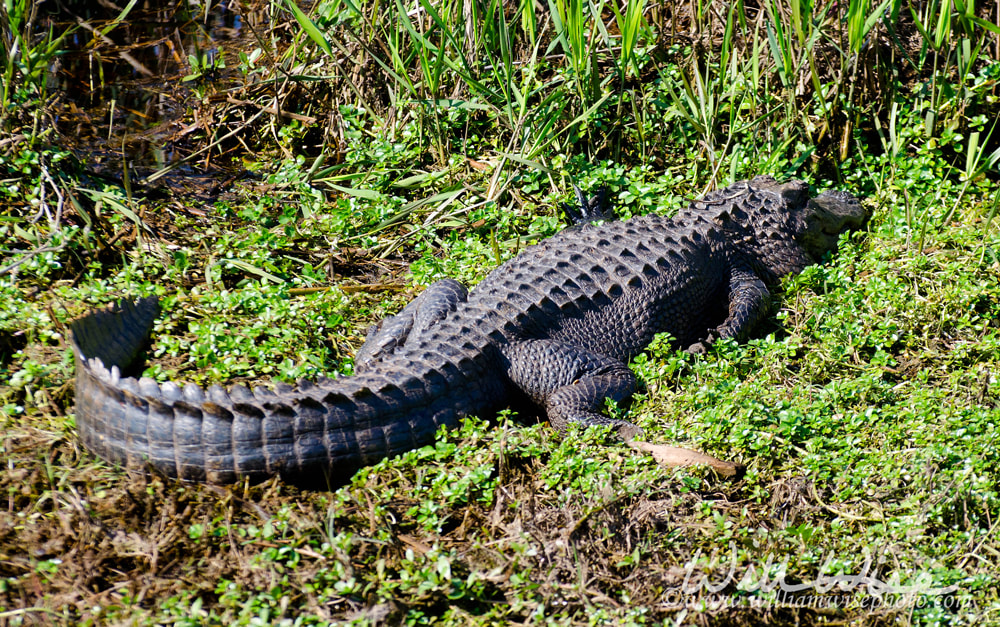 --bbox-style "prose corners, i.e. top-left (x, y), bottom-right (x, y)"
top-left (561, 185), bottom-right (615, 226)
